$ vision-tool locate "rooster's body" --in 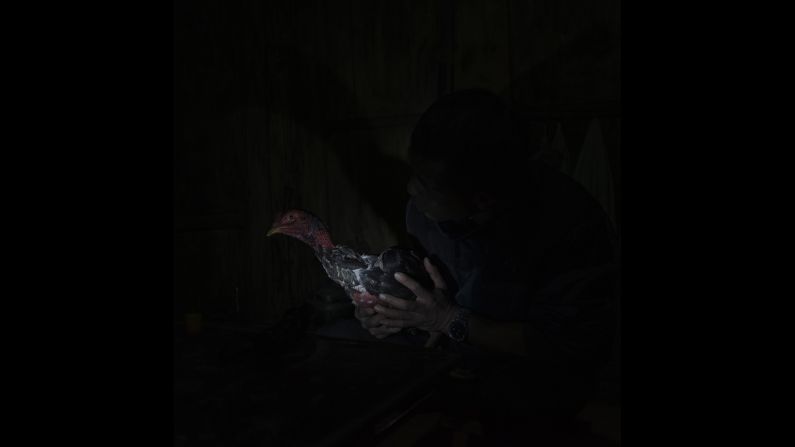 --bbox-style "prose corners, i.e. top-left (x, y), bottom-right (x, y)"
top-left (267, 210), bottom-right (433, 307)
